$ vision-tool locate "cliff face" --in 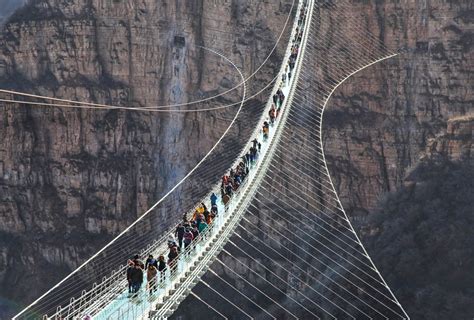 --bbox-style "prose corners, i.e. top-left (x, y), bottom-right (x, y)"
top-left (0, 0), bottom-right (472, 318)
top-left (323, 0), bottom-right (473, 217)
top-left (322, 0), bottom-right (473, 318)
top-left (0, 0), bottom-right (293, 317)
